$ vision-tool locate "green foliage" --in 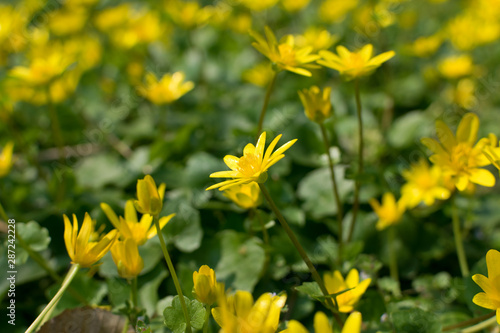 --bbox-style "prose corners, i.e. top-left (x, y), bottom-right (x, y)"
top-left (15, 221), bottom-right (51, 264)
top-left (163, 296), bottom-right (206, 333)
top-left (390, 308), bottom-right (442, 333)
